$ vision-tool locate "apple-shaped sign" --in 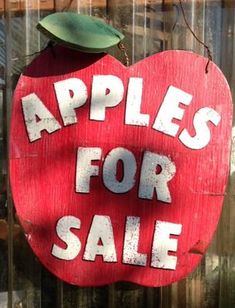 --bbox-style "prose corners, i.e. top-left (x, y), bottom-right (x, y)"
top-left (10, 46), bottom-right (232, 287)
